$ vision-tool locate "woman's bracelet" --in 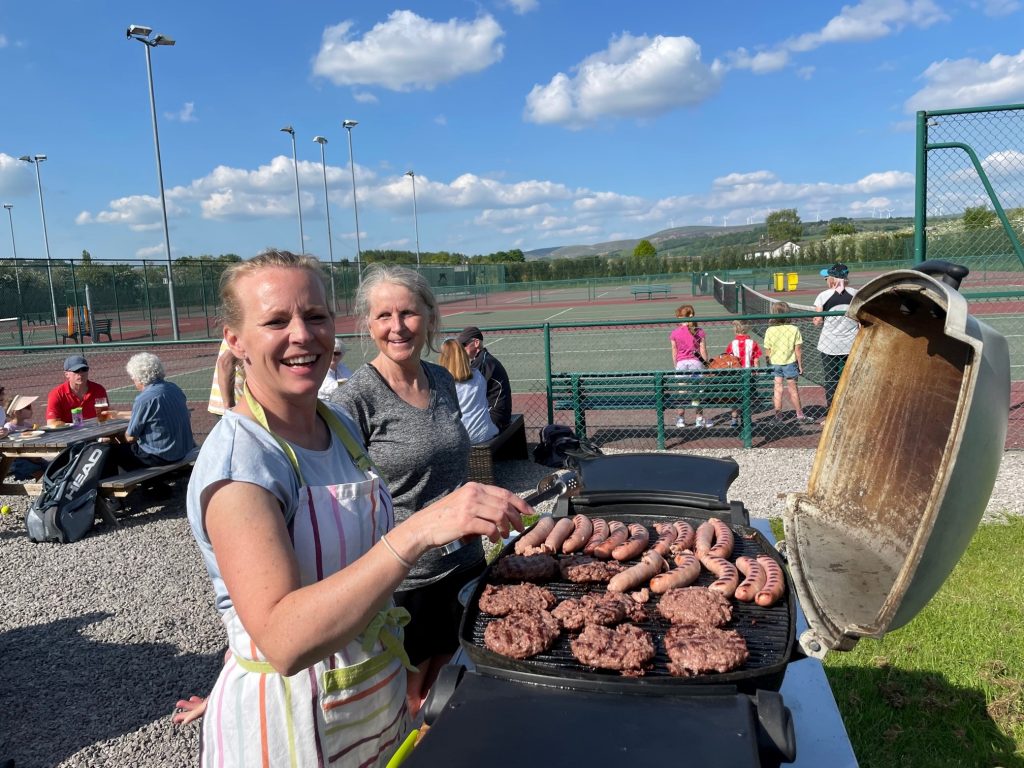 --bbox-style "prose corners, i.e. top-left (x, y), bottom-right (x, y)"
top-left (380, 533), bottom-right (414, 570)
